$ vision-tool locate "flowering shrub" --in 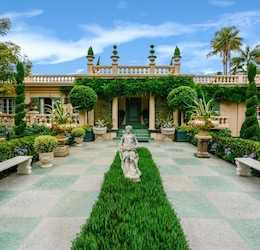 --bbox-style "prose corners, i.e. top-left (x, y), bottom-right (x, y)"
top-left (14, 148), bottom-right (28, 156)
